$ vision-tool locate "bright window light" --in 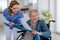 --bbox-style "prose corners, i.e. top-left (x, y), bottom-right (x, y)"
top-left (32, 0), bottom-right (37, 4)
top-left (0, 0), bottom-right (7, 11)
top-left (29, 0), bottom-right (37, 4)
top-left (56, 0), bottom-right (60, 33)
